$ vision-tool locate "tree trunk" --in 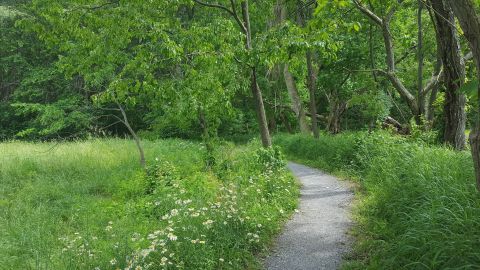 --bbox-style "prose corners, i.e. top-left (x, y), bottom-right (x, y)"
top-left (117, 102), bottom-right (146, 168)
top-left (327, 97), bottom-right (346, 134)
top-left (426, 5), bottom-right (443, 123)
top-left (417, 0), bottom-right (426, 121)
top-left (268, 113), bottom-right (277, 132)
top-left (199, 109), bottom-right (215, 167)
top-left (306, 51), bottom-right (319, 138)
top-left (193, 0), bottom-right (271, 147)
top-left (426, 41), bottom-right (442, 123)
top-left (283, 64), bottom-right (310, 134)
top-left (242, 0), bottom-right (271, 147)
top-left (250, 68), bottom-right (272, 147)
top-left (296, 0), bottom-right (319, 138)
top-left (431, 0), bottom-right (466, 150)
top-left (446, 0), bottom-right (480, 190)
